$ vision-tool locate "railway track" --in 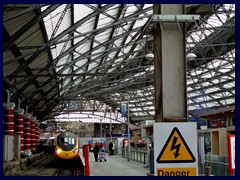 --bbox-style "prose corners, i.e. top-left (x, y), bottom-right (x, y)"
top-left (55, 157), bottom-right (84, 176)
top-left (14, 153), bottom-right (84, 176)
